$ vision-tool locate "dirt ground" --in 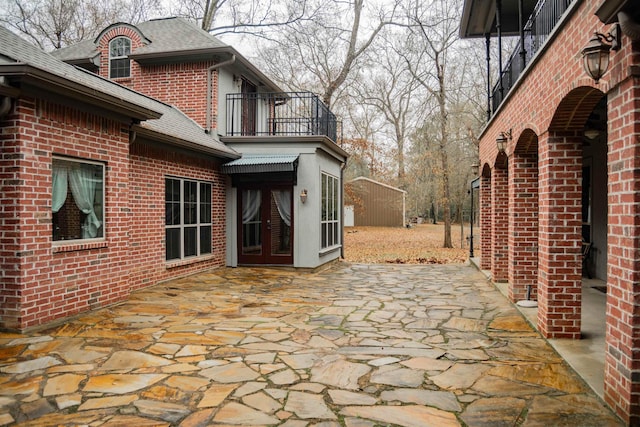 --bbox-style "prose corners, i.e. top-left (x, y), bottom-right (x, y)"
top-left (343, 223), bottom-right (472, 264)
